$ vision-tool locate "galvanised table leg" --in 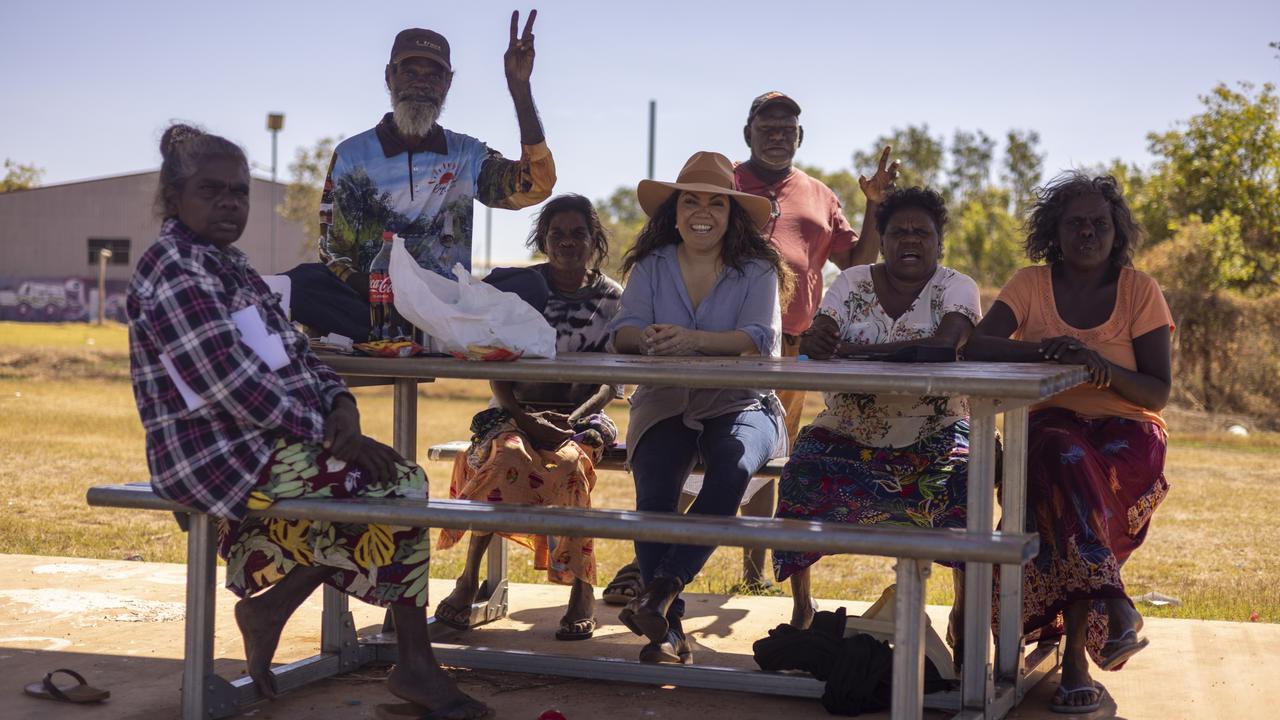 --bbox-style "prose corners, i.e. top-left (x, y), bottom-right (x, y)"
top-left (182, 512), bottom-right (235, 719)
top-left (891, 558), bottom-right (931, 720)
top-left (963, 407), bottom-right (998, 713)
top-left (998, 407), bottom-right (1028, 690)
